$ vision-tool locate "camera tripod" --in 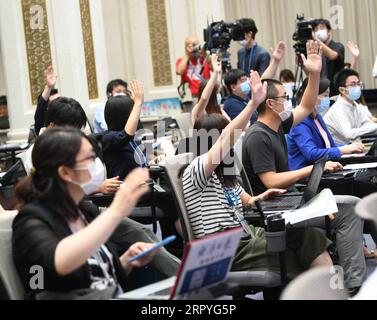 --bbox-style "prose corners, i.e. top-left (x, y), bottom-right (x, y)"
top-left (292, 53), bottom-right (306, 105)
